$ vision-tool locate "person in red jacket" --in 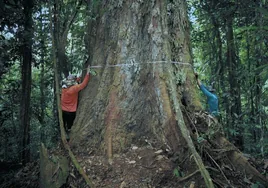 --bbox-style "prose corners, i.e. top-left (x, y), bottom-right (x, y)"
top-left (61, 65), bottom-right (91, 135)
